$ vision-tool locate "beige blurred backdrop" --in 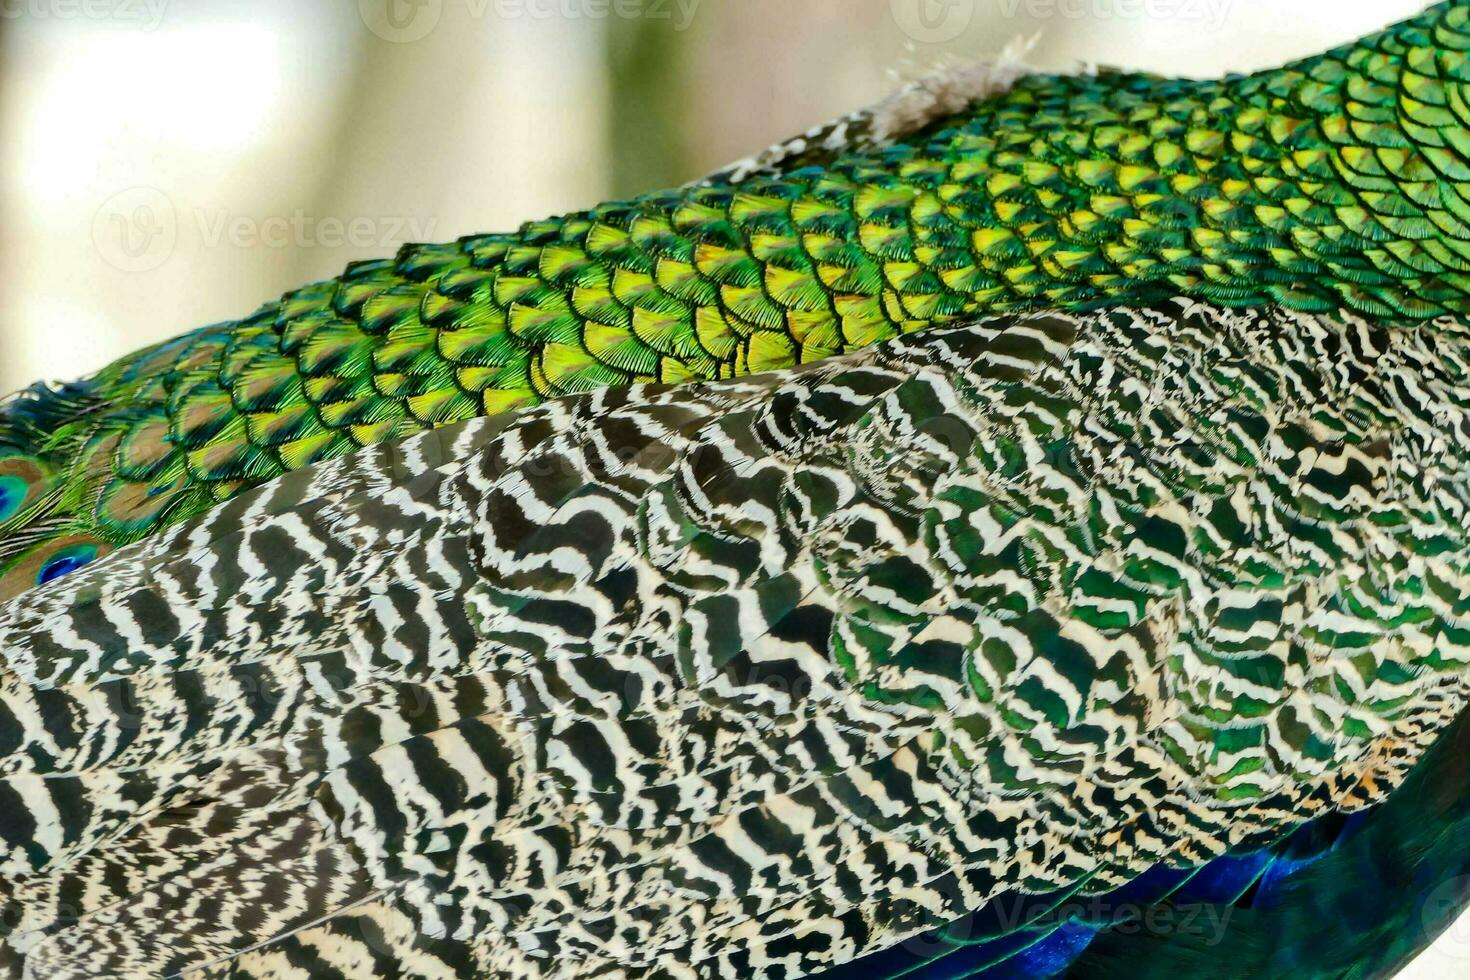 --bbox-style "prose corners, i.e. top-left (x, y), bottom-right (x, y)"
top-left (0, 0), bottom-right (1432, 394)
top-left (1, 0), bottom-right (1466, 975)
